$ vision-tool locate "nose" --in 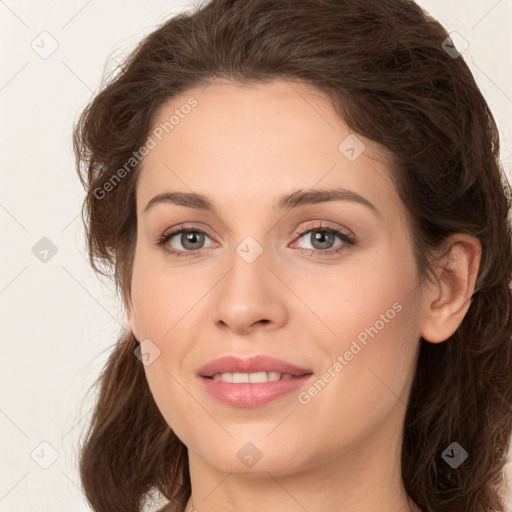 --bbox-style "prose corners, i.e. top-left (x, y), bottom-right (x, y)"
top-left (212, 246), bottom-right (288, 335)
